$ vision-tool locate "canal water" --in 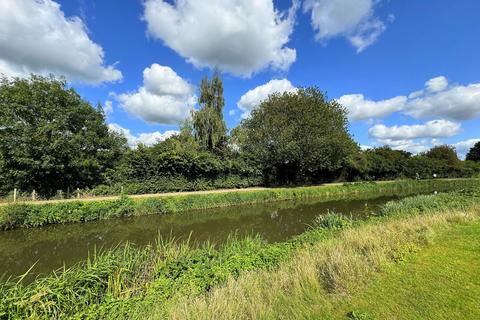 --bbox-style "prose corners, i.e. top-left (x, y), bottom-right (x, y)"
top-left (0, 192), bottom-right (429, 281)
